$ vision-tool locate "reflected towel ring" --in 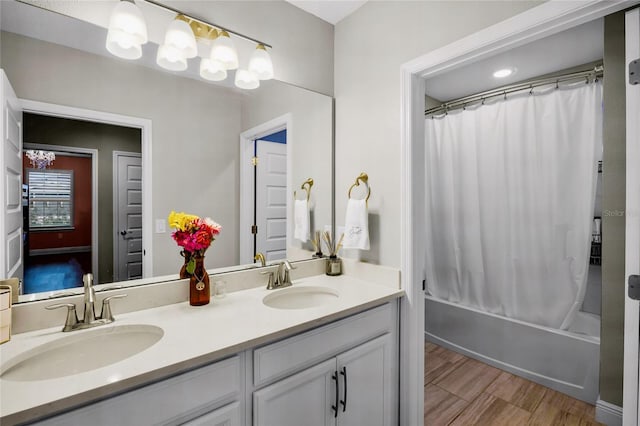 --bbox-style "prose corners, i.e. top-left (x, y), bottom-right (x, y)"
top-left (348, 172), bottom-right (371, 205)
top-left (294, 178), bottom-right (314, 201)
